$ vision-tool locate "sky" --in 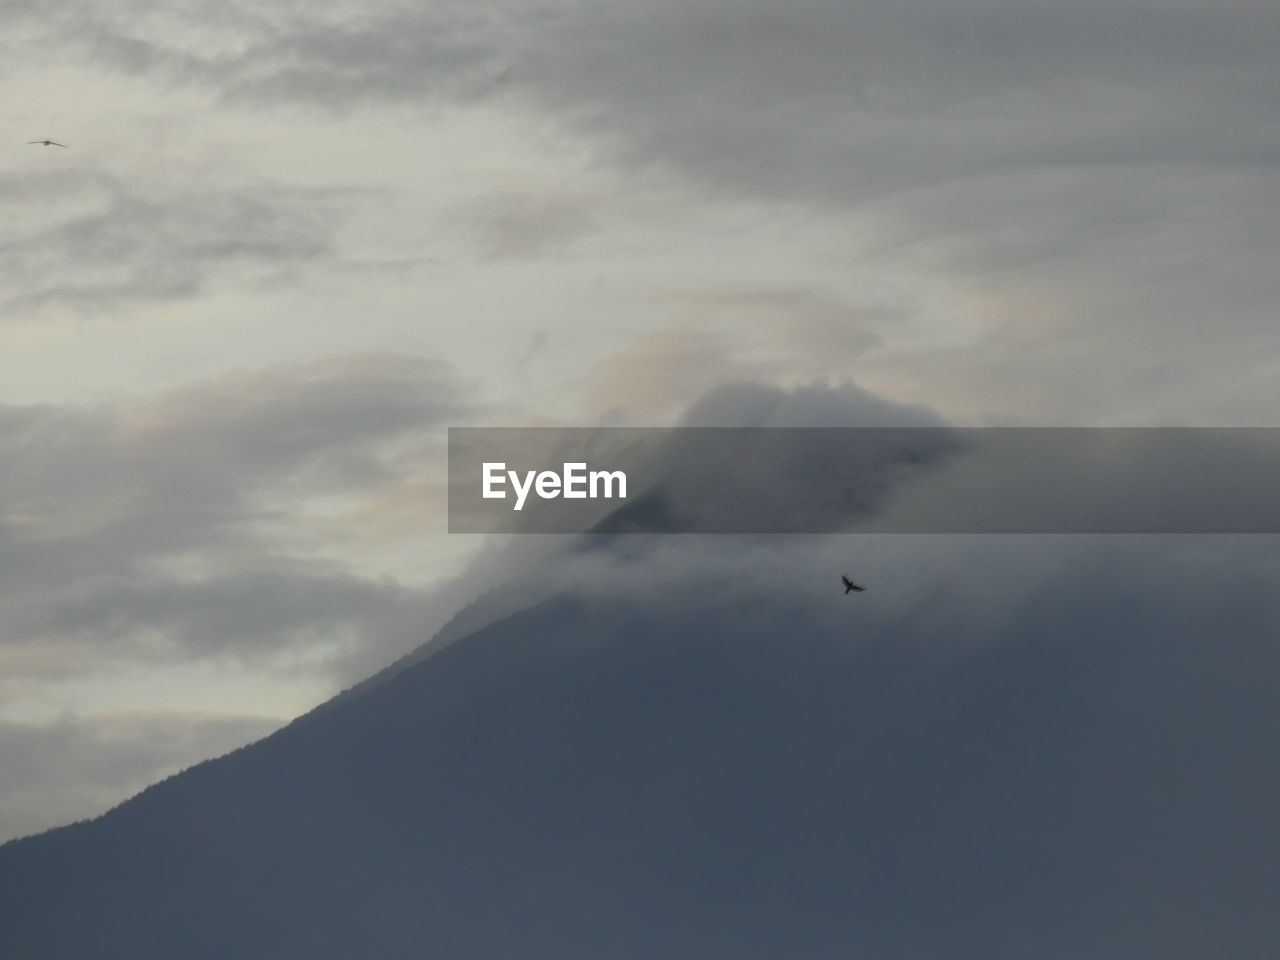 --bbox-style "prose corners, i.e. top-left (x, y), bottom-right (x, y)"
top-left (1, 0), bottom-right (1279, 842)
